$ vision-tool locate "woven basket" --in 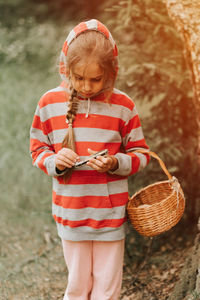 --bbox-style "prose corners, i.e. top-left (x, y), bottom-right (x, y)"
top-left (127, 150), bottom-right (185, 237)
